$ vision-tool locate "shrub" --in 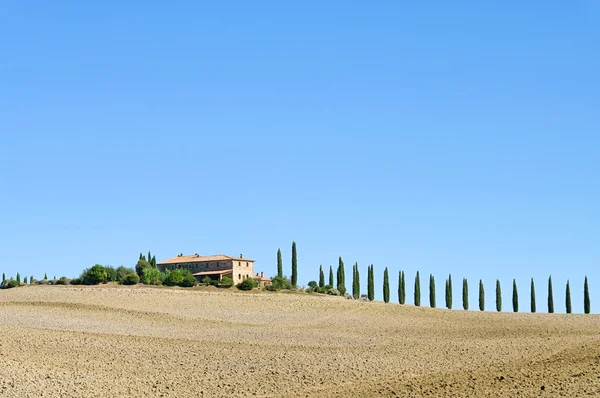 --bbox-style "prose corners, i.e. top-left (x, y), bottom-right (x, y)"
top-left (219, 277), bottom-right (234, 288)
top-left (1, 279), bottom-right (19, 289)
top-left (163, 270), bottom-right (183, 286)
top-left (201, 276), bottom-right (212, 286)
top-left (82, 265), bottom-right (107, 285)
top-left (271, 276), bottom-right (291, 291)
top-left (327, 288), bottom-right (340, 296)
top-left (70, 278), bottom-right (82, 285)
top-left (308, 281), bottom-right (318, 289)
top-left (237, 278), bottom-right (256, 291)
top-left (265, 285), bottom-right (278, 291)
top-left (49, 279), bottom-right (58, 285)
top-left (104, 266), bottom-right (117, 282)
top-left (179, 271), bottom-right (197, 288)
top-left (57, 277), bottom-right (70, 285)
top-left (210, 279), bottom-right (219, 287)
top-left (135, 260), bottom-right (151, 277)
top-left (141, 267), bottom-right (164, 285)
top-left (116, 266), bottom-right (135, 283)
top-left (123, 273), bottom-right (140, 285)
